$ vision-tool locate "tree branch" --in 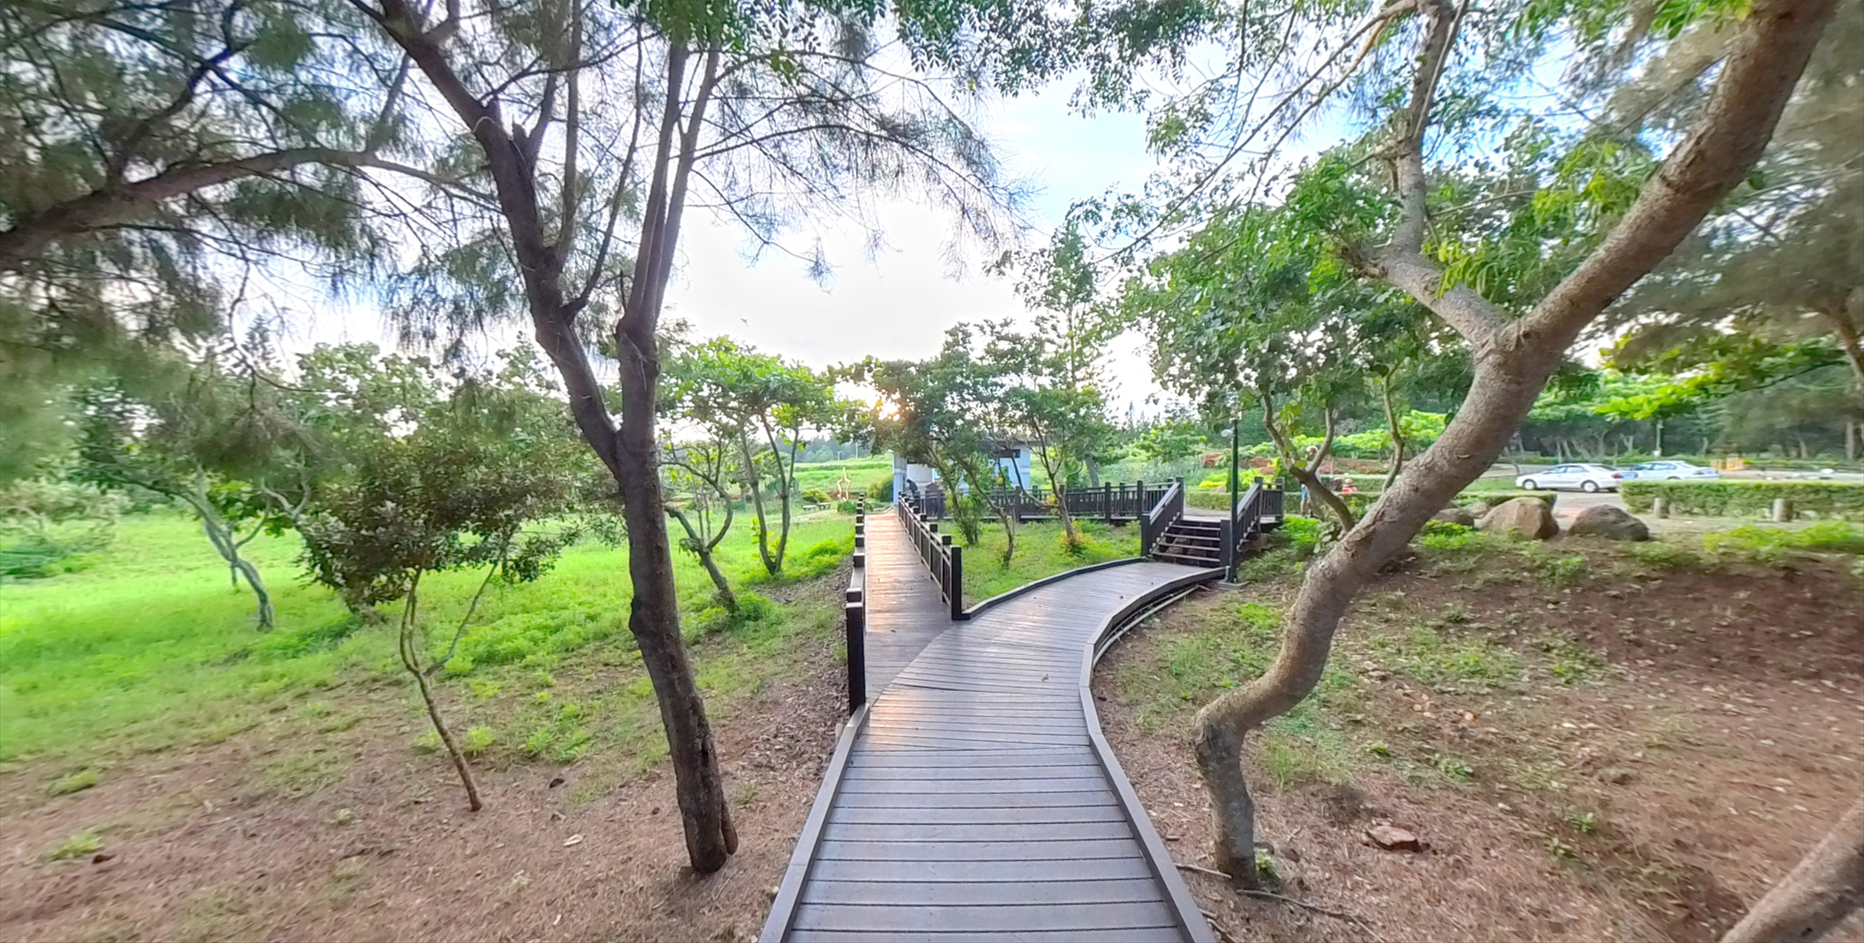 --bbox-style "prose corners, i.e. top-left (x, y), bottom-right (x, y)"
top-left (1522, 0), bottom-right (1841, 349)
